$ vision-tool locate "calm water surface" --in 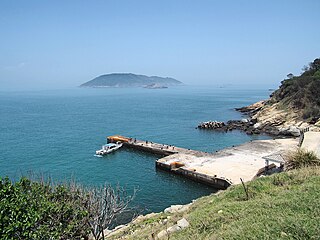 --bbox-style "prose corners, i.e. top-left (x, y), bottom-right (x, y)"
top-left (0, 86), bottom-right (270, 213)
